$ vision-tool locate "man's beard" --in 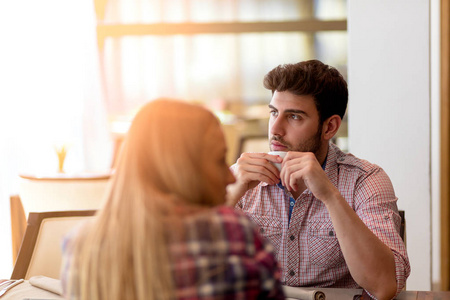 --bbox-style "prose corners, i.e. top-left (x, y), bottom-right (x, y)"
top-left (270, 125), bottom-right (323, 155)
